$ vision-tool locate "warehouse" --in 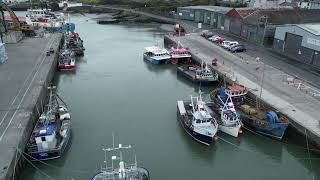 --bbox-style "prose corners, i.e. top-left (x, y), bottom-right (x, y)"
top-left (273, 24), bottom-right (320, 68)
top-left (225, 8), bottom-right (320, 45)
top-left (176, 6), bottom-right (232, 29)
